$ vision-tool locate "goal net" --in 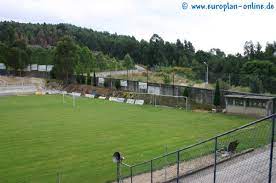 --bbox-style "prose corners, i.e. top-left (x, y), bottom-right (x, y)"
top-left (62, 92), bottom-right (80, 108)
top-left (127, 92), bottom-right (188, 110)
